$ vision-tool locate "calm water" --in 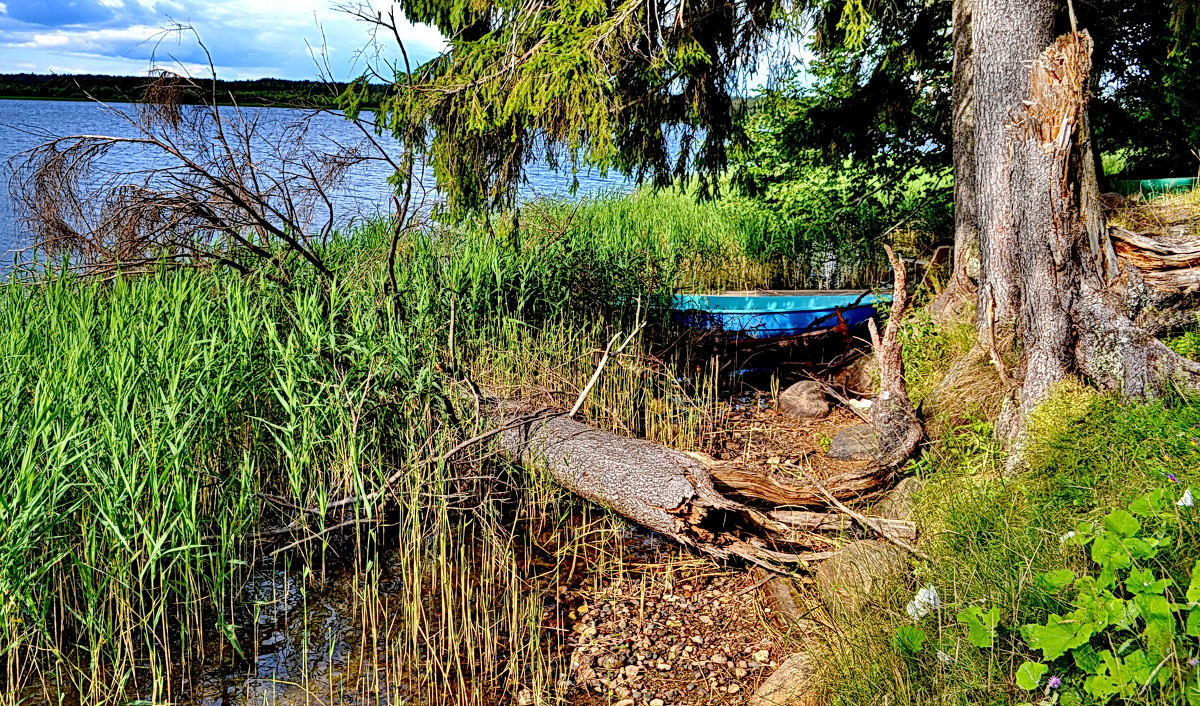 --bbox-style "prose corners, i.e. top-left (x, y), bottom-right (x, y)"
top-left (0, 98), bottom-right (631, 261)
